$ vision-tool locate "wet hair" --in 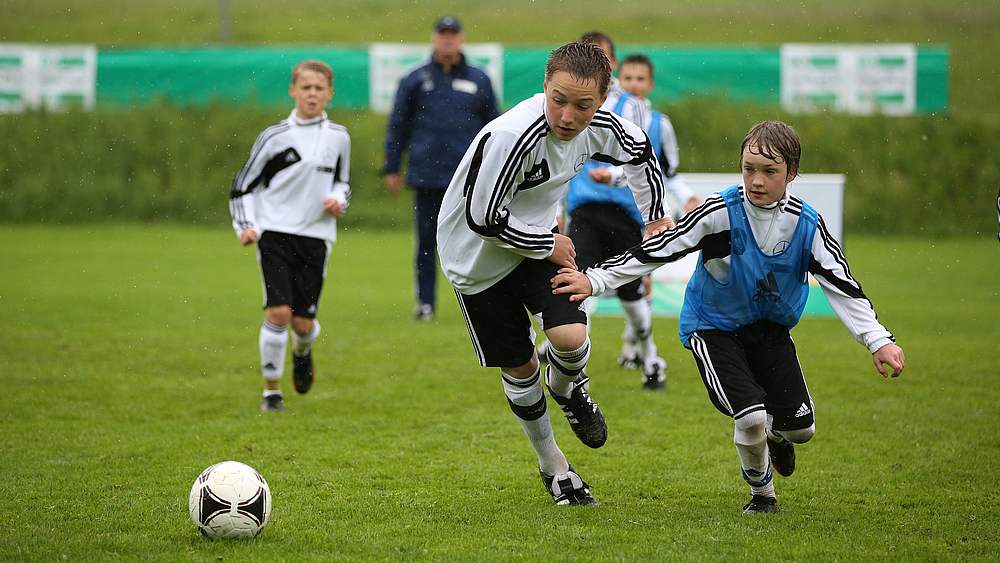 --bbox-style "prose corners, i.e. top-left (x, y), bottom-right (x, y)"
top-left (741, 121), bottom-right (801, 175)
top-left (545, 41), bottom-right (612, 95)
top-left (620, 53), bottom-right (654, 79)
top-left (579, 31), bottom-right (615, 59)
top-left (291, 60), bottom-right (333, 87)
